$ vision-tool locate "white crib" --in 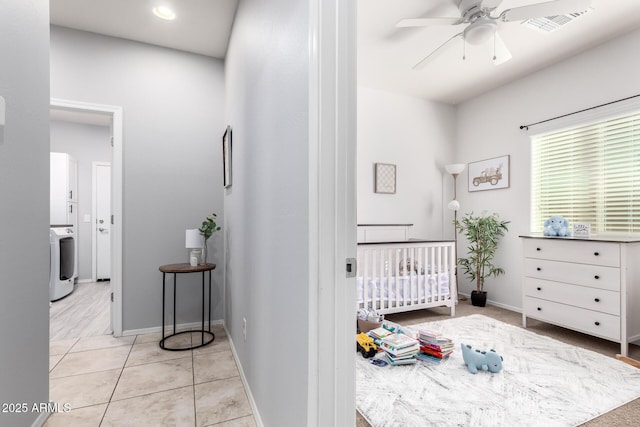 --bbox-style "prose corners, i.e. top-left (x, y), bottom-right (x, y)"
top-left (357, 240), bottom-right (456, 316)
